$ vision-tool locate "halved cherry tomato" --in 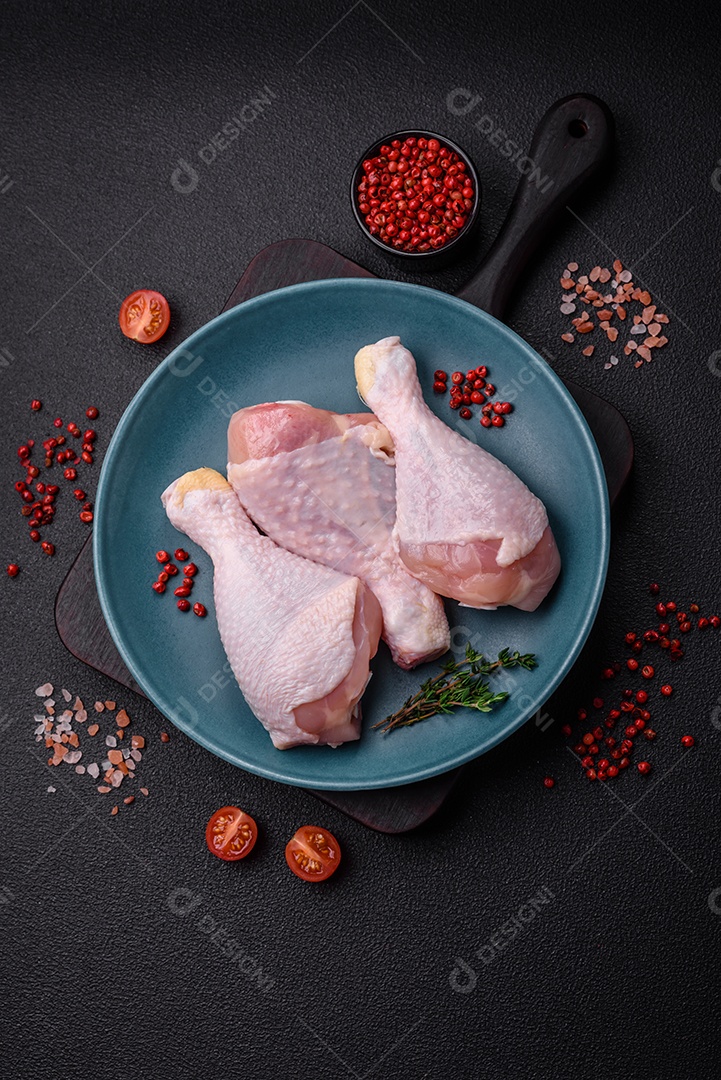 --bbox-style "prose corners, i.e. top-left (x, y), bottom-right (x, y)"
top-left (119, 289), bottom-right (170, 344)
top-left (285, 825), bottom-right (341, 882)
top-left (205, 806), bottom-right (258, 861)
